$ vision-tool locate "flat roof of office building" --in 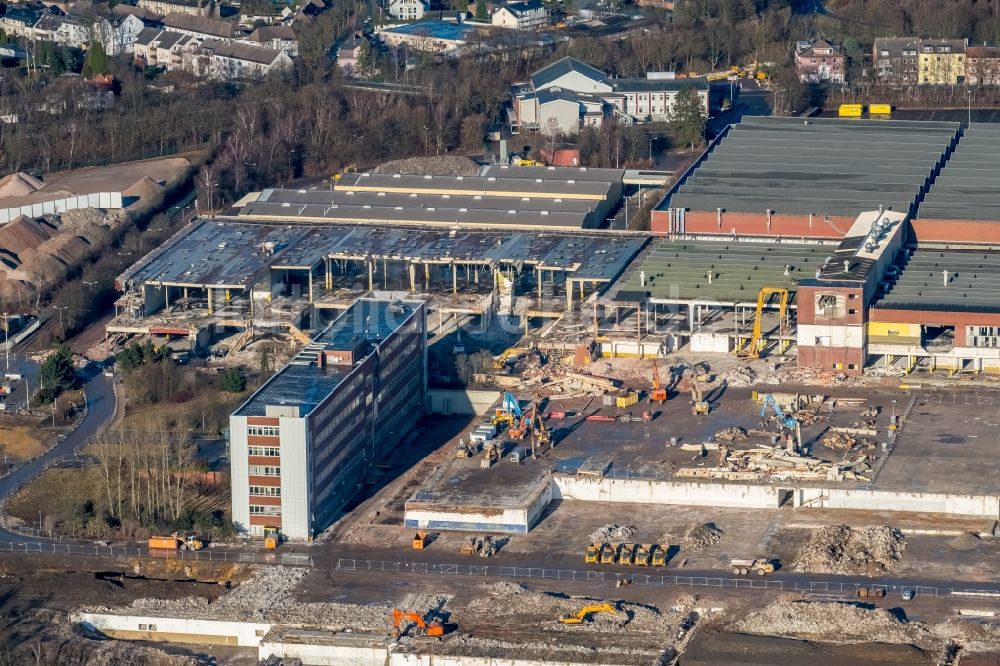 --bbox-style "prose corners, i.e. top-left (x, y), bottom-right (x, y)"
top-left (916, 125), bottom-right (1000, 222)
top-left (873, 248), bottom-right (1000, 313)
top-left (658, 117), bottom-right (960, 217)
top-left (235, 299), bottom-right (423, 418)
top-left (336, 172), bottom-right (615, 199)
